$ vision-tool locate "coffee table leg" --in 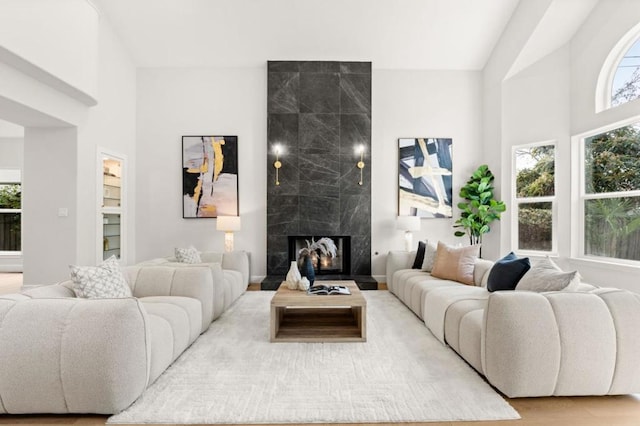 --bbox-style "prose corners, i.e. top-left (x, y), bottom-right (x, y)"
top-left (270, 305), bottom-right (279, 341)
